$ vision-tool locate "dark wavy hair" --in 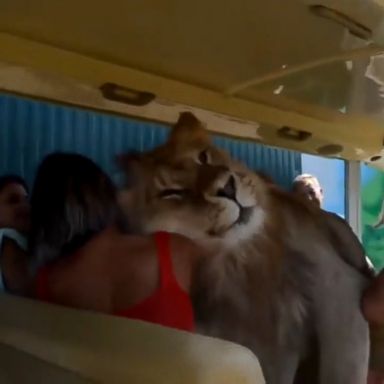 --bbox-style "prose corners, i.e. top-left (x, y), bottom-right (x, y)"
top-left (30, 152), bottom-right (122, 265)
